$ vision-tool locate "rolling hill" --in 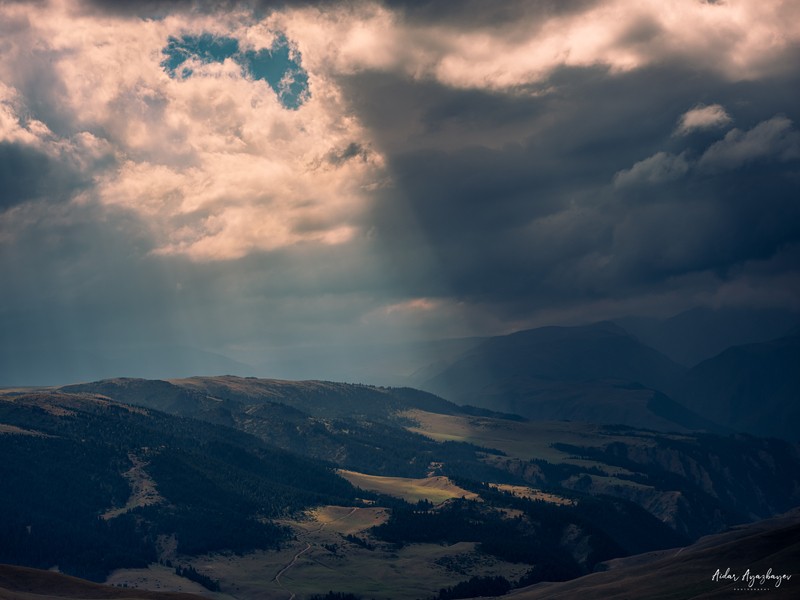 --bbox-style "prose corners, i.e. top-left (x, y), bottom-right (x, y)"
top-left (506, 508), bottom-right (800, 599)
top-left (0, 564), bottom-right (208, 600)
top-left (406, 408), bottom-right (800, 539)
top-left (63, 375), bottom-right (462, 423)
top-left (56, 376), bottom-right (800, 538)
top-left (60, 376), bottom-right (504, 478)
top-left (0, 390), bottom-right (360, 581)
top-left (3, 372), bottom-right (799, 599)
